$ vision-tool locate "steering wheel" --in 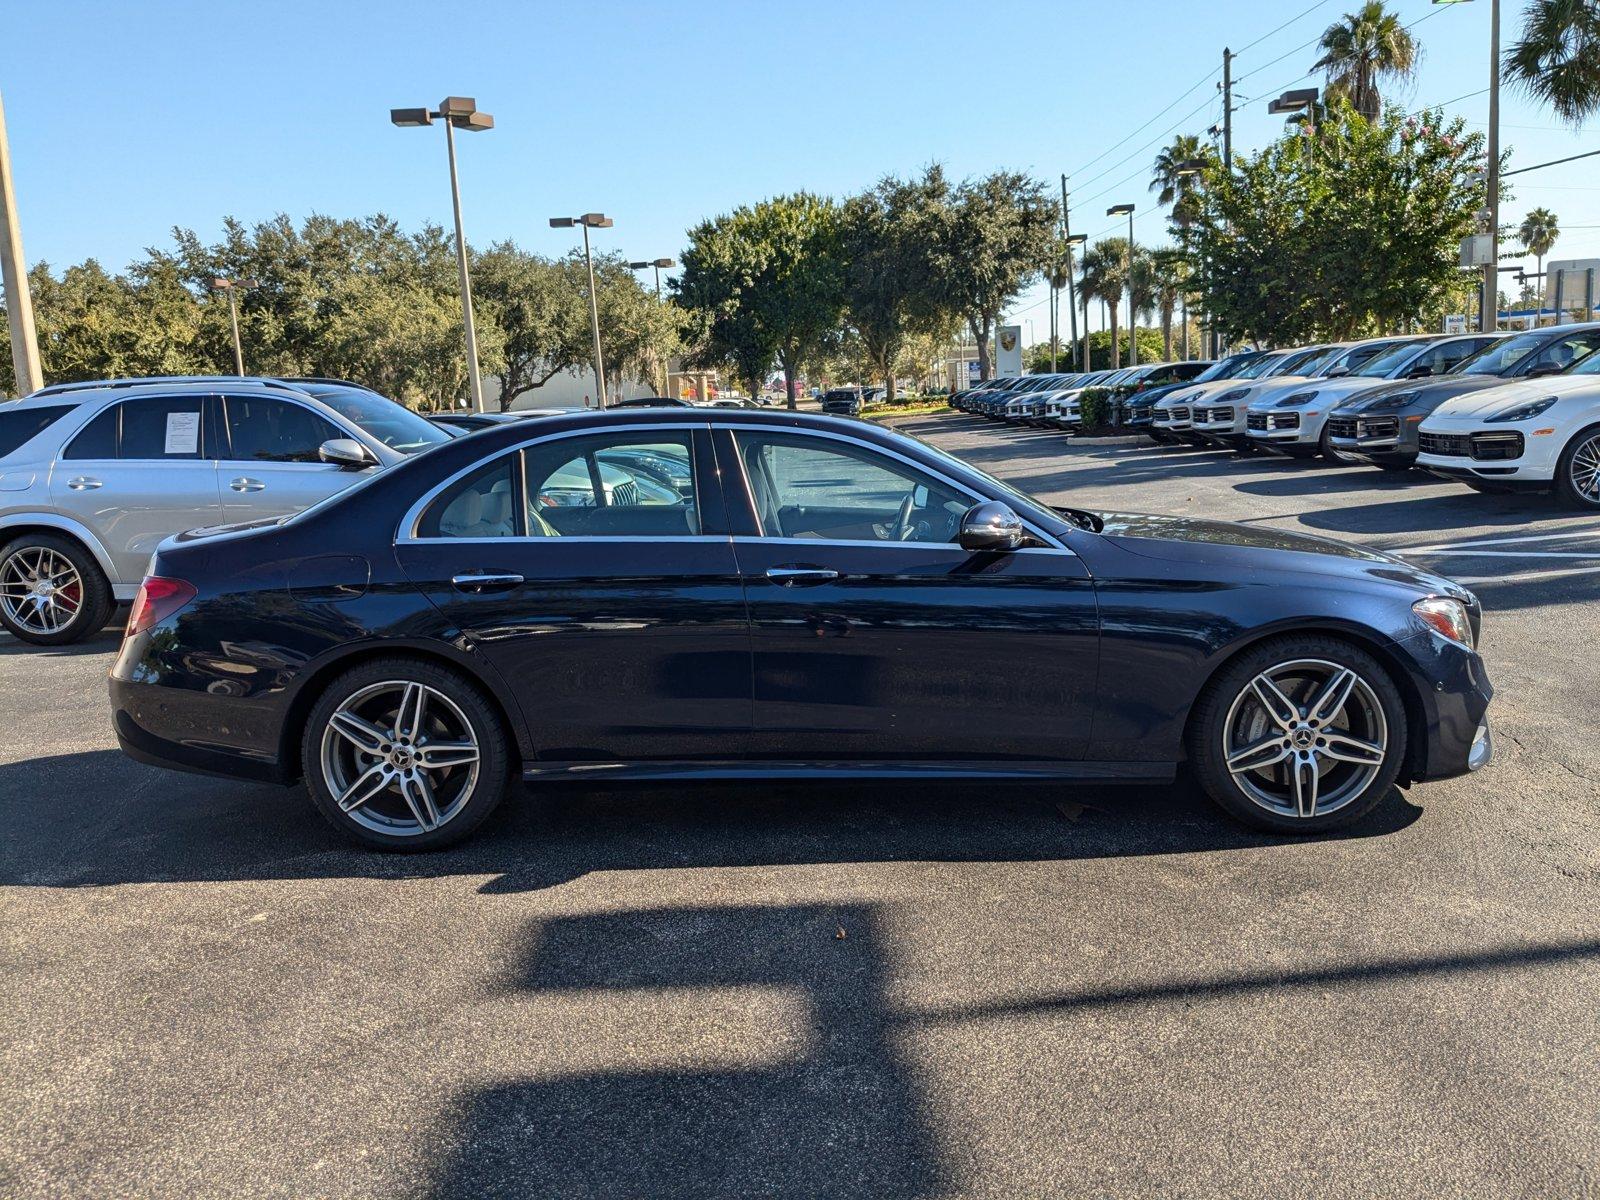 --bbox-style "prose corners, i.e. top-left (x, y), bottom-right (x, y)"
top-left (893, 490), bottom-right (917, 542)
